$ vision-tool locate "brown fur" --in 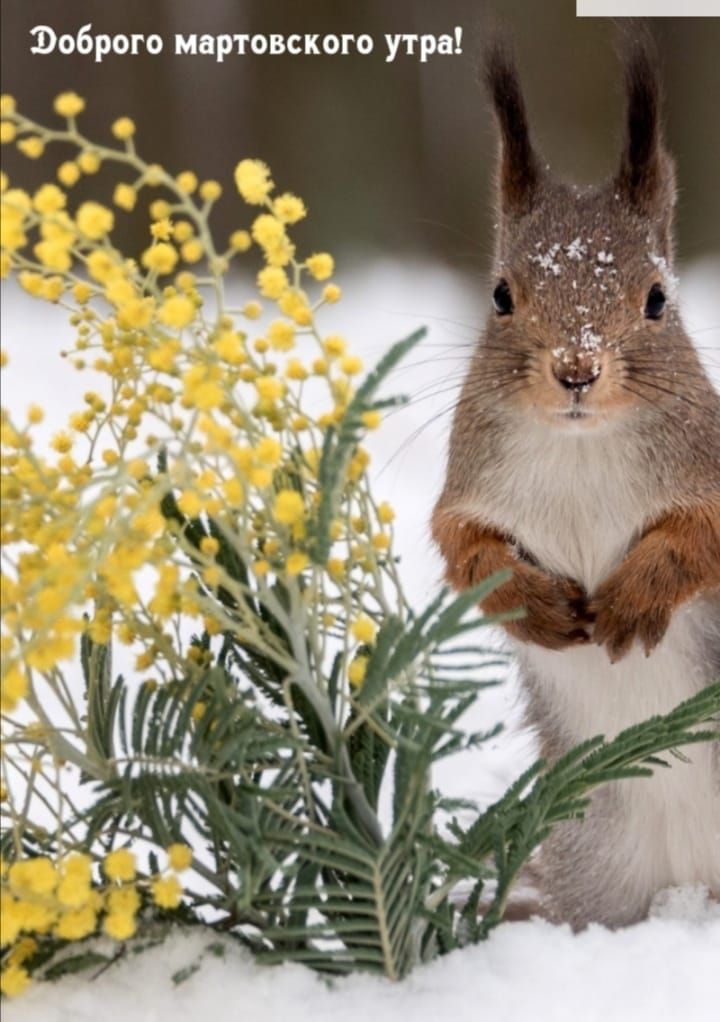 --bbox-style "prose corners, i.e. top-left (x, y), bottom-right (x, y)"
top-left (592, 503), bottom-right (720, 661)
top-left (431, 511), bottom-right (593, 649)
top-left (434, 33), bottom-right (720, 662)
top-left (432, 30), bottom-right (720, 928)
top-left (483, 40), bottom-right (540, 216)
